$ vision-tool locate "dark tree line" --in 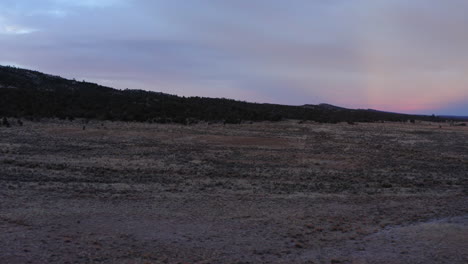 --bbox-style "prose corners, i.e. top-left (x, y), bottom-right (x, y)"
top-left (0, 65), bottom-right (445, 124)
